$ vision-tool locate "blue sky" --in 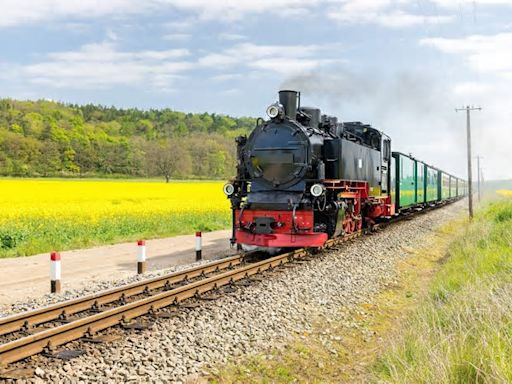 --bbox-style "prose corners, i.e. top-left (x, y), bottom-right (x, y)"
top-left (1, 0), bottom-right (511, 179)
